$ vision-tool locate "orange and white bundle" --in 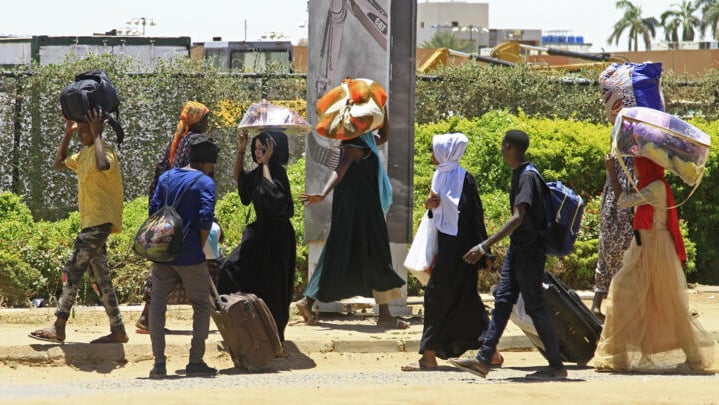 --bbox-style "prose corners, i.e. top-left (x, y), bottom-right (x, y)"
top-left (316, 77), bottom-right (387, 140)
